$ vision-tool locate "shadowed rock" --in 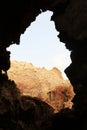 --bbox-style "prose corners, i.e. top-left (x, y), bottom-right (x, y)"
top-left (0, 0), bottom-right (87, 130)
top-left (0, 48), bottom-right (10, 74)
top-left (0, 74), bottom-right (54, 130)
